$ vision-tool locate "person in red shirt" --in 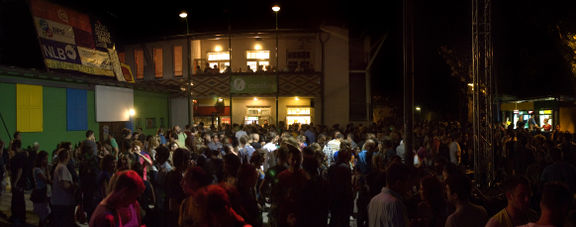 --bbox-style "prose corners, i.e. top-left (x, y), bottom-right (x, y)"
top-left (541, 118), bottom-right (552, 132)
